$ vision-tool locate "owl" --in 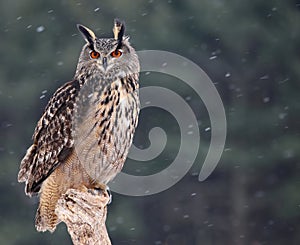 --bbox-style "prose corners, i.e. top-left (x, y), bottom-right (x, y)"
top-left (18, 19), bottom-right (140, 232)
